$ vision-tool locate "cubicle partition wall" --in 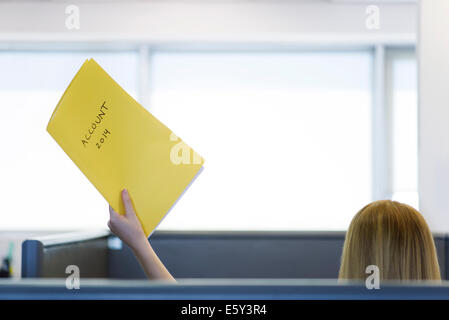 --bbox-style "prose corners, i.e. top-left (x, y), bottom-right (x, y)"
top-left (21, 231), bottom-right (110, 278)
top-left (21, 230), bottom-right (449, 280)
